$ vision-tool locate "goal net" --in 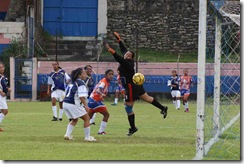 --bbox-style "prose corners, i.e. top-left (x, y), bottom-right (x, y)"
top-left (195, 0), bottom-right (240, 160)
